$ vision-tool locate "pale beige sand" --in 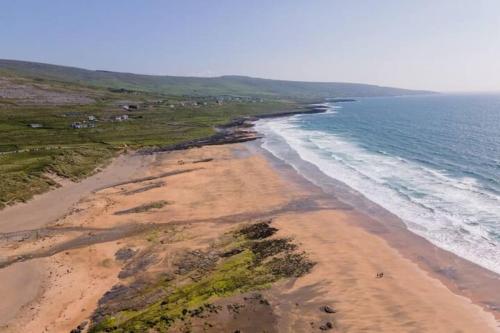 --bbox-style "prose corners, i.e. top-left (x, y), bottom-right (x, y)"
top-left (0, 152), bottom-right (153, 233)
top-left (0, 261), bottom-right (42, 325)
top-left (269, 210), bottom-right (499, 332)
top-left (0, 143), bottom-right (498, 332)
